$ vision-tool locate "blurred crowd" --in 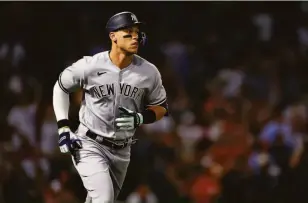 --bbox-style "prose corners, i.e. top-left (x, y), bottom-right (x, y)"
top-left (1, 2), bottom-right (308, 203)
